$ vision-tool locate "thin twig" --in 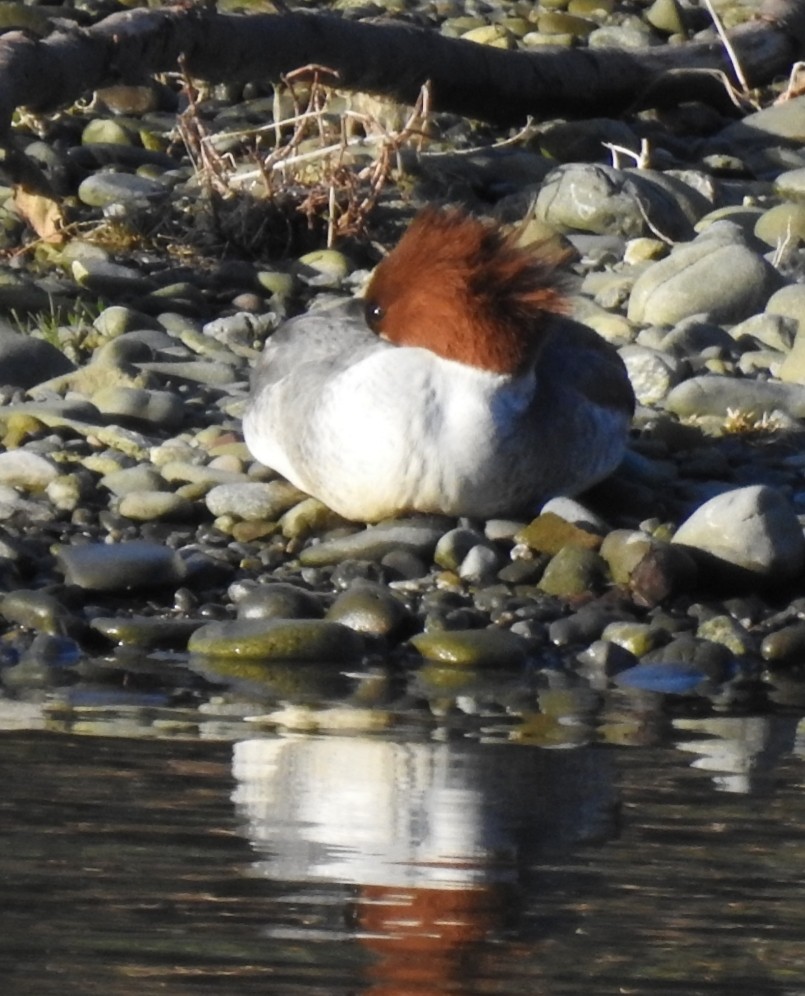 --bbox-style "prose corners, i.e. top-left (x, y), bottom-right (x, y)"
top-left (702, 0), bottom-right (750, 94)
